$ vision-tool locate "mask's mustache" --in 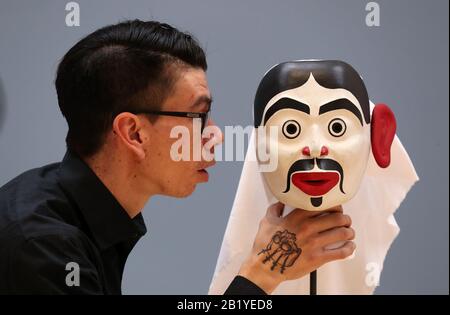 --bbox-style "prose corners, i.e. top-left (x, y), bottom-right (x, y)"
top-left (283, 158), bottom-right (345, 194)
